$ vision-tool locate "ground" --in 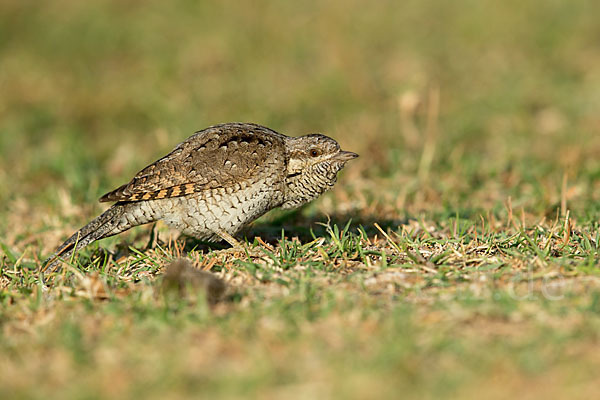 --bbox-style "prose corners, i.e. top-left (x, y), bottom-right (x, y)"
top-left (2, 1), bottom-right (600, 399)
